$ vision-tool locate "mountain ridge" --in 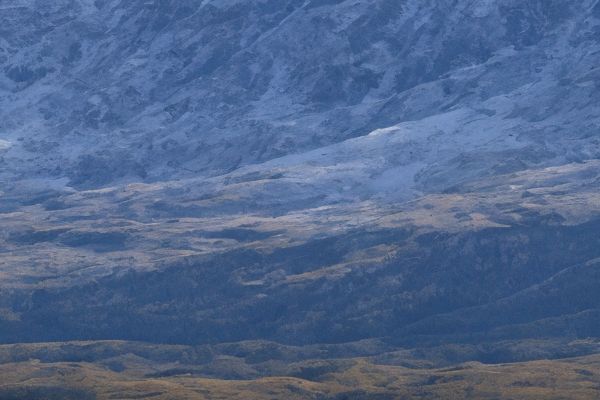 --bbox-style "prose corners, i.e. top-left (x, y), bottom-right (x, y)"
top-left (3, 1), bottom-right (600, 398)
